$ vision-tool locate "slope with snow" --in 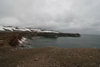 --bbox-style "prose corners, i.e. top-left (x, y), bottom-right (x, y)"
top-left (0, 26), bottom-right (59, 33)
top-left (0, 26), bottom-right (4, 31)
top-left (40, 30), bottom-right (59, 33)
